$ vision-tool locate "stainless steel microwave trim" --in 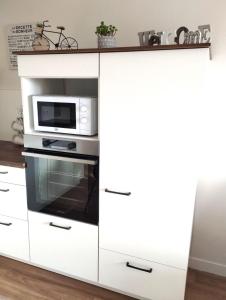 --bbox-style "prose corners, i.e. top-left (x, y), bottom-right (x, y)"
top-left (22, 152), bottom-right (97, 165)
